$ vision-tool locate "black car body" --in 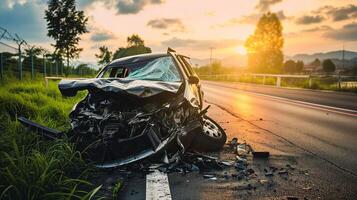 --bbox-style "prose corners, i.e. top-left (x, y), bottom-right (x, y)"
top-left (19, 49), bottom-right (226, 168)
